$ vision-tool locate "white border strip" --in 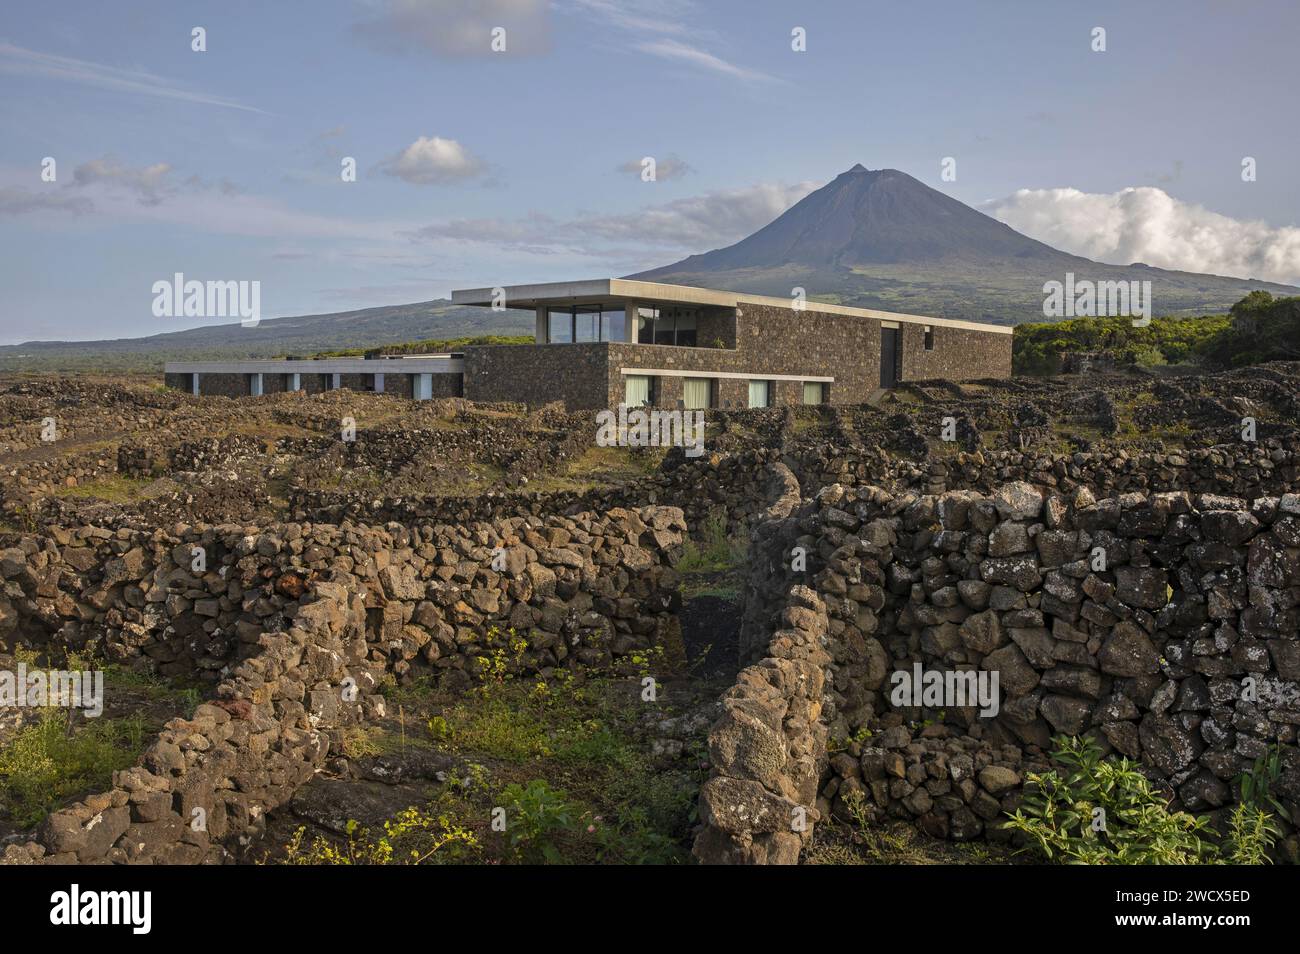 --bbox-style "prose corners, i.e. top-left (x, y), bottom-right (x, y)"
top-left (620, 367), bottom-right (834, 382)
